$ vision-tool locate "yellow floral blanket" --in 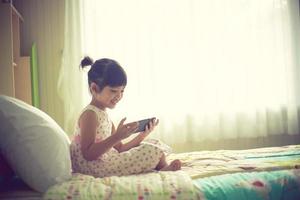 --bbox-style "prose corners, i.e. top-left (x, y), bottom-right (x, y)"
top-left (44, 171), bottom-right (197, 200)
